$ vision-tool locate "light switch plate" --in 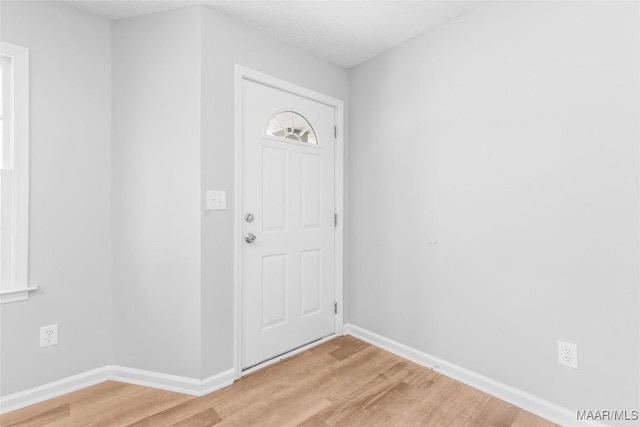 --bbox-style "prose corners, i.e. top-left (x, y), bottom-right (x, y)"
top-left (206, 190), bottom-right (226, 210)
